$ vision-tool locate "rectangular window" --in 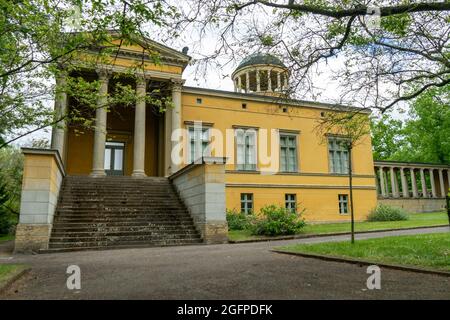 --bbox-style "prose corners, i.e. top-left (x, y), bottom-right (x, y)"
top-left (240, 193), bottom-right (253, 214)
top-left (328, 137), bottom-right (349, 174)
top-left (236, 129), bottom-right (257, 171)
top-left (338, 194), bottom-right (349, 214)
top-left (188, 126), bottom-right (210, 163)
top-left (280, 134), bottom-right (298, 172)
top-left (285, 194), bottom-right (296, 213)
